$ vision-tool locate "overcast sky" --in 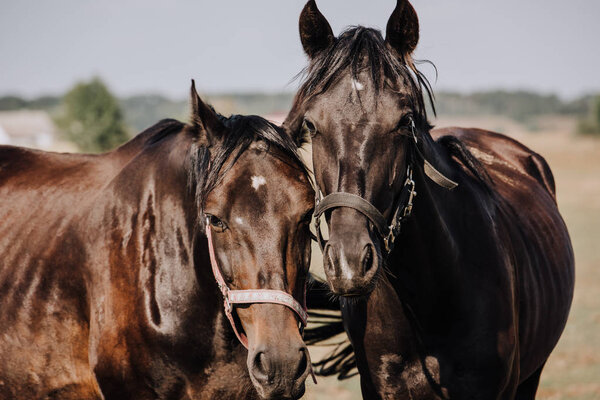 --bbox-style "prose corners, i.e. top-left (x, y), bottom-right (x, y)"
top-left (1, 0), bottom-right (598, 99)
